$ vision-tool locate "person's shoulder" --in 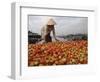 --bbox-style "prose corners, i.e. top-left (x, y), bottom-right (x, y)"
top-left (43, 25), bottom-right (47, 29)
top-left (41, 25), bottom-right (46, 31)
